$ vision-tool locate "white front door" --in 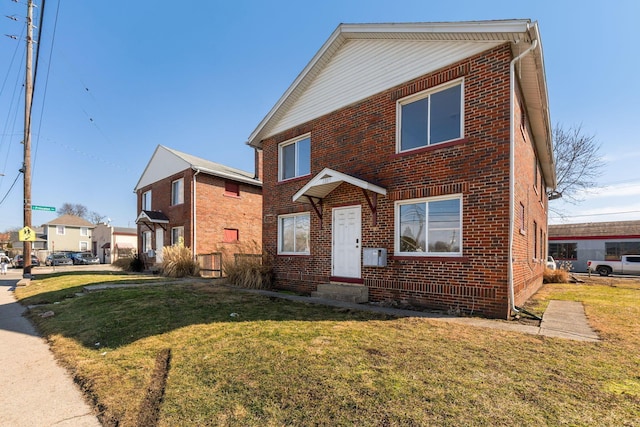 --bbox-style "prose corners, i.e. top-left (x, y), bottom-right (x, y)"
top-left (155, 229), bottom-right (164, 263)
top-left (332, 206), bottom-right (361, 278)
